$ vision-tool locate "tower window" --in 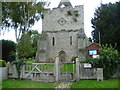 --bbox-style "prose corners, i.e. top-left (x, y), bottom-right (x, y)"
top-left (53, 37), bottom-right (55, 46)
top-left (70, 36), bottom-right (72, 45)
